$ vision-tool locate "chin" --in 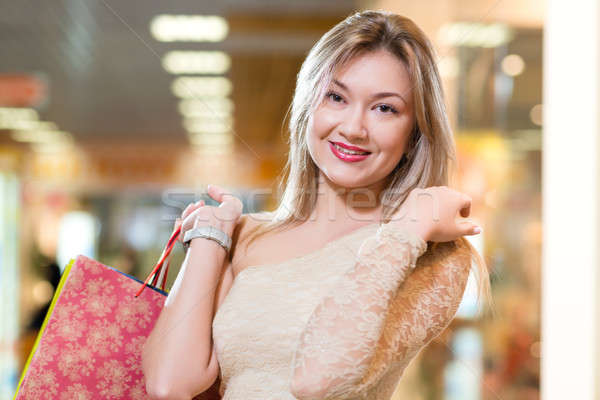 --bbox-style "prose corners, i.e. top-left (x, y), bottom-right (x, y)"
top-left (321, 169), bottom-right (371, 190)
